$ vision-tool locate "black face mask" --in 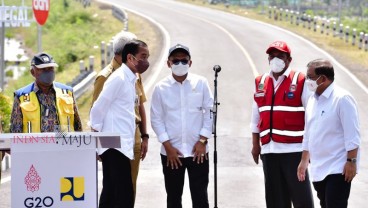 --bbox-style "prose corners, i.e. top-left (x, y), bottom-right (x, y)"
top-left (132, 56), bottom-right (149, 74)
top-left (39, 70), bottom-right (55, 85)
